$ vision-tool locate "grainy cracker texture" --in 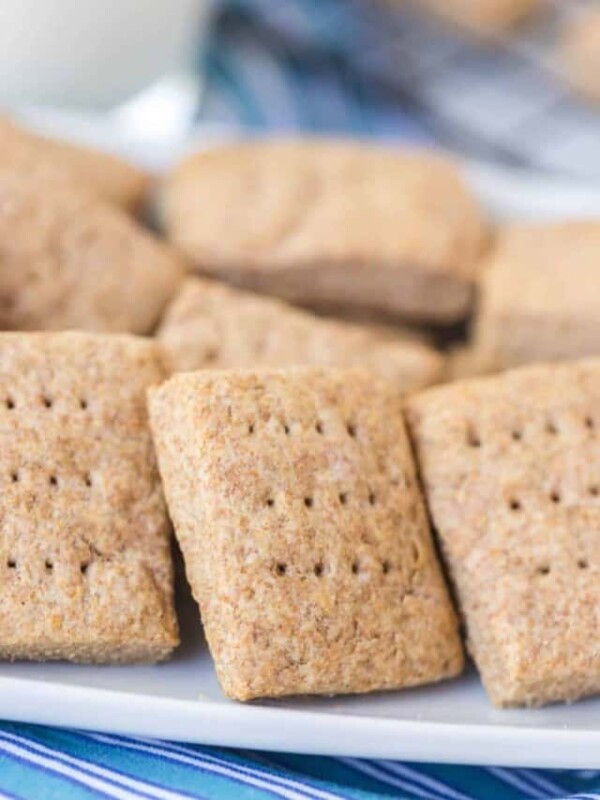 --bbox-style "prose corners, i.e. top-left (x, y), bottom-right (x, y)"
top-left (407, 360), bottom-right (600, 706)
top-left (149, 366), bottom-right (463, 700)
top-left (0, 332), bottom-right (178, 663)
